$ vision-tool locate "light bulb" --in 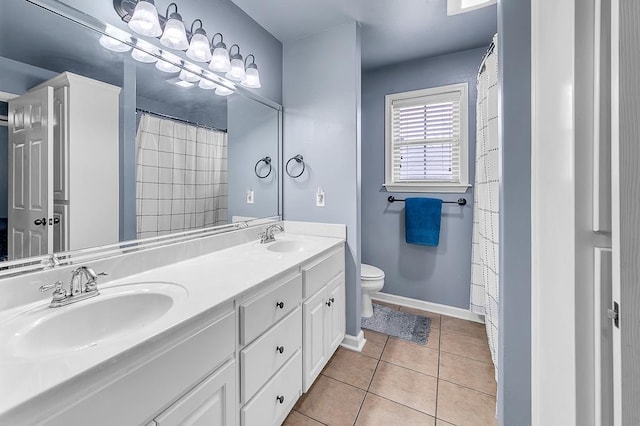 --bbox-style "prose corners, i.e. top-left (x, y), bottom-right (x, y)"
top-left (160, 14), bottom-right (189, 50)
top-left (186, 30), bottom-right (212, 62)
top-left (209, 47), bottom-right (231, 72)
top-left (128, 0), bottom-right (162, 37)
top-left (241, 64), bottom-right (261, 88)
top-left (226, 57), bottom-right (245, 81)
top-left (99, 26), bottom-right (132, 53)
top-left (199, 79), bottom-right (218, 90)
top-left (155, 51), bottom-right (181, 73)
top-left (215, 85), bottom-right (233, 96)
top-left (179, 65), bottom-right (201, 82)
top-left (131, 39), bottom-right (159, 63)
